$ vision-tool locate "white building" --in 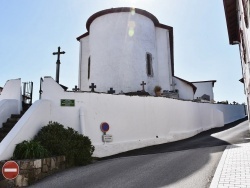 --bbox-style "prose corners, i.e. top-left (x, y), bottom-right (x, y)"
top-left (192, 80), bottom-right (216, 102)
top-left (0, 7), bottom-right (247, 160)
top-left (77, 7), bottom-right (200, 99)
top-left (223, 0), bottom-right (250, 117)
